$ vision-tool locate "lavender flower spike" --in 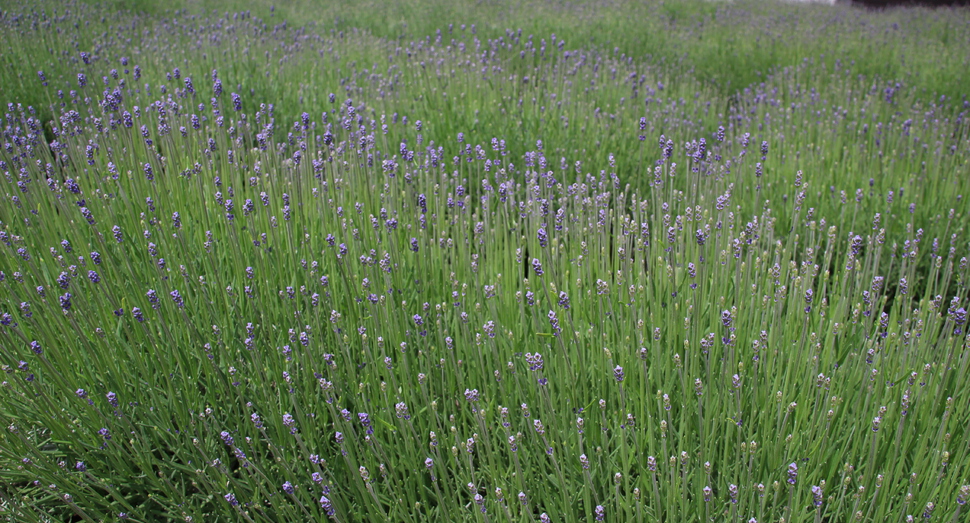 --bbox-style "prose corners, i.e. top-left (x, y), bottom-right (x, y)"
top-left (787, 462), bottom-right (798, 485)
